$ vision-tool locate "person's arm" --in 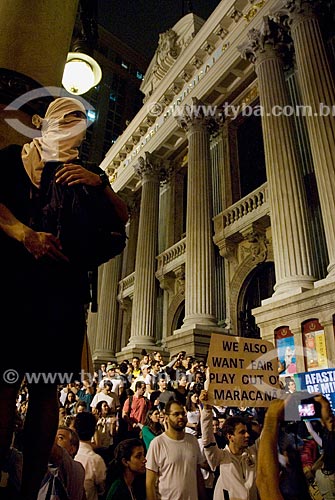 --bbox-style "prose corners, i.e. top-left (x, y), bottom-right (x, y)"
top-left (121, 398), bottom-right (130, 419)
top-left (304, 420), bottom-right (323, 447)
top-left (109, 416), bottom-right (117, 438)
top-left (103, 186), bottom-right (129, 223)
top-left (0, 203), bottom-right (68, 261)
top-left (256, 398), bottom-right (285, 500)
top-left (314, 394), bottom-right (335, 431)
top-left (48, 442), bottom-right (64, 466)
top-left (146, 469), bottom-right (158, 500)
top-left (199, 391), bottom-right (223, 470)
top-left (55, 163), bottom-right (129, 223)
